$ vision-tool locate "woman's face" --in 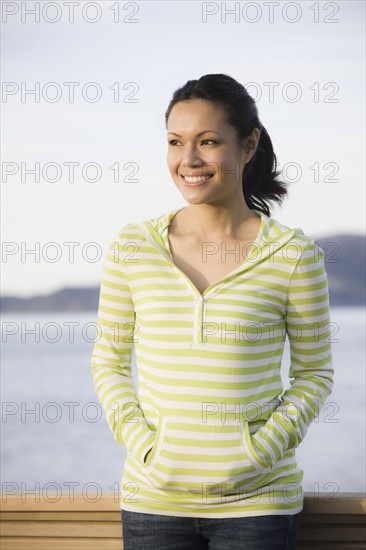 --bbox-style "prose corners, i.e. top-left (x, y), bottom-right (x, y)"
top-left (166, 99), bottom-right (259, 207)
